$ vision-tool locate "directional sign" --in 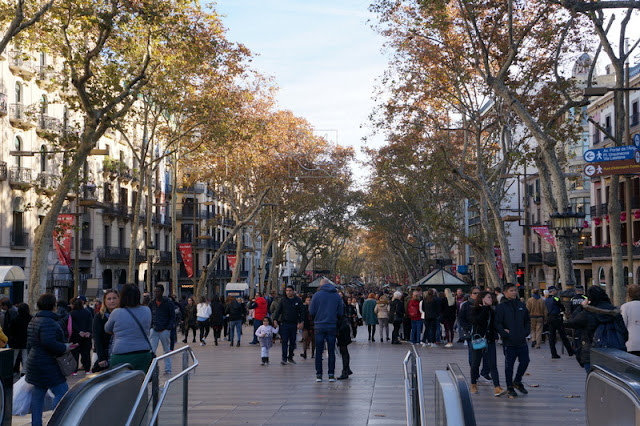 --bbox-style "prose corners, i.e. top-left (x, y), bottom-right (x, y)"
top-left (583, 146), bottom-right (639, 163)
top-left (584, 159), bottom-right (640, 177)
top-left (634, 133), bottom-right (640, 148)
